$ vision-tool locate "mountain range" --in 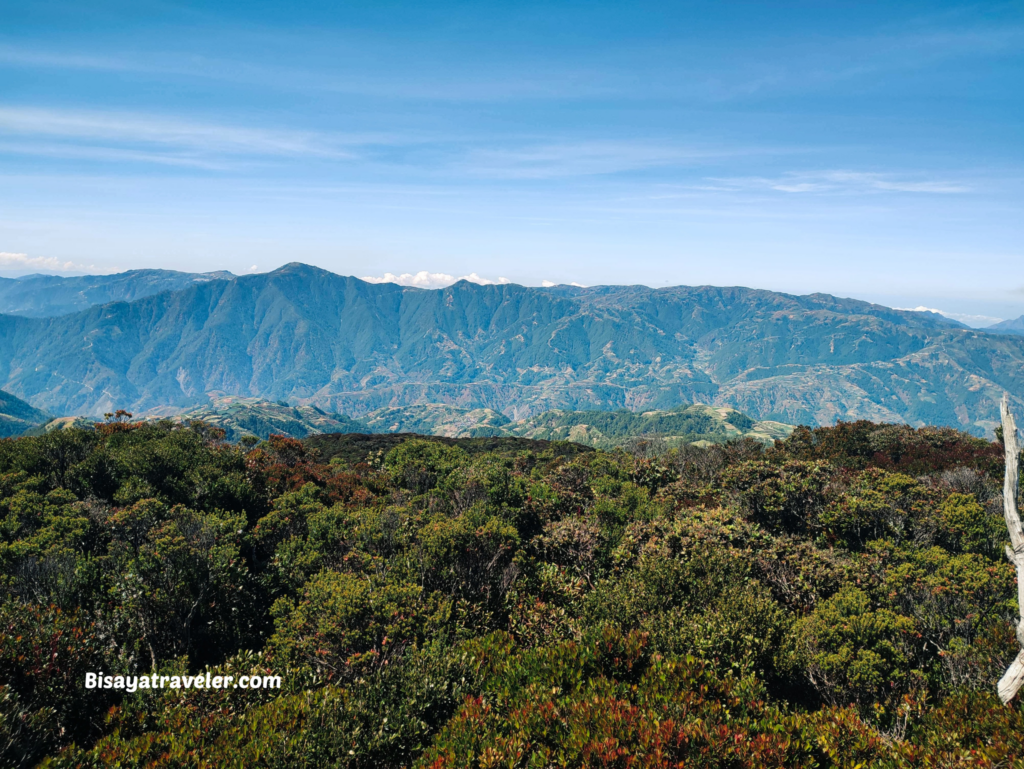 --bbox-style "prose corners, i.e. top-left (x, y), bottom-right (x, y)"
top-left (0, 262), bottom-right (1022, 436)
top-left (987, 315), bottom-right (1024, 336)
top-left (0, 269), bottom-right (235, 318)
